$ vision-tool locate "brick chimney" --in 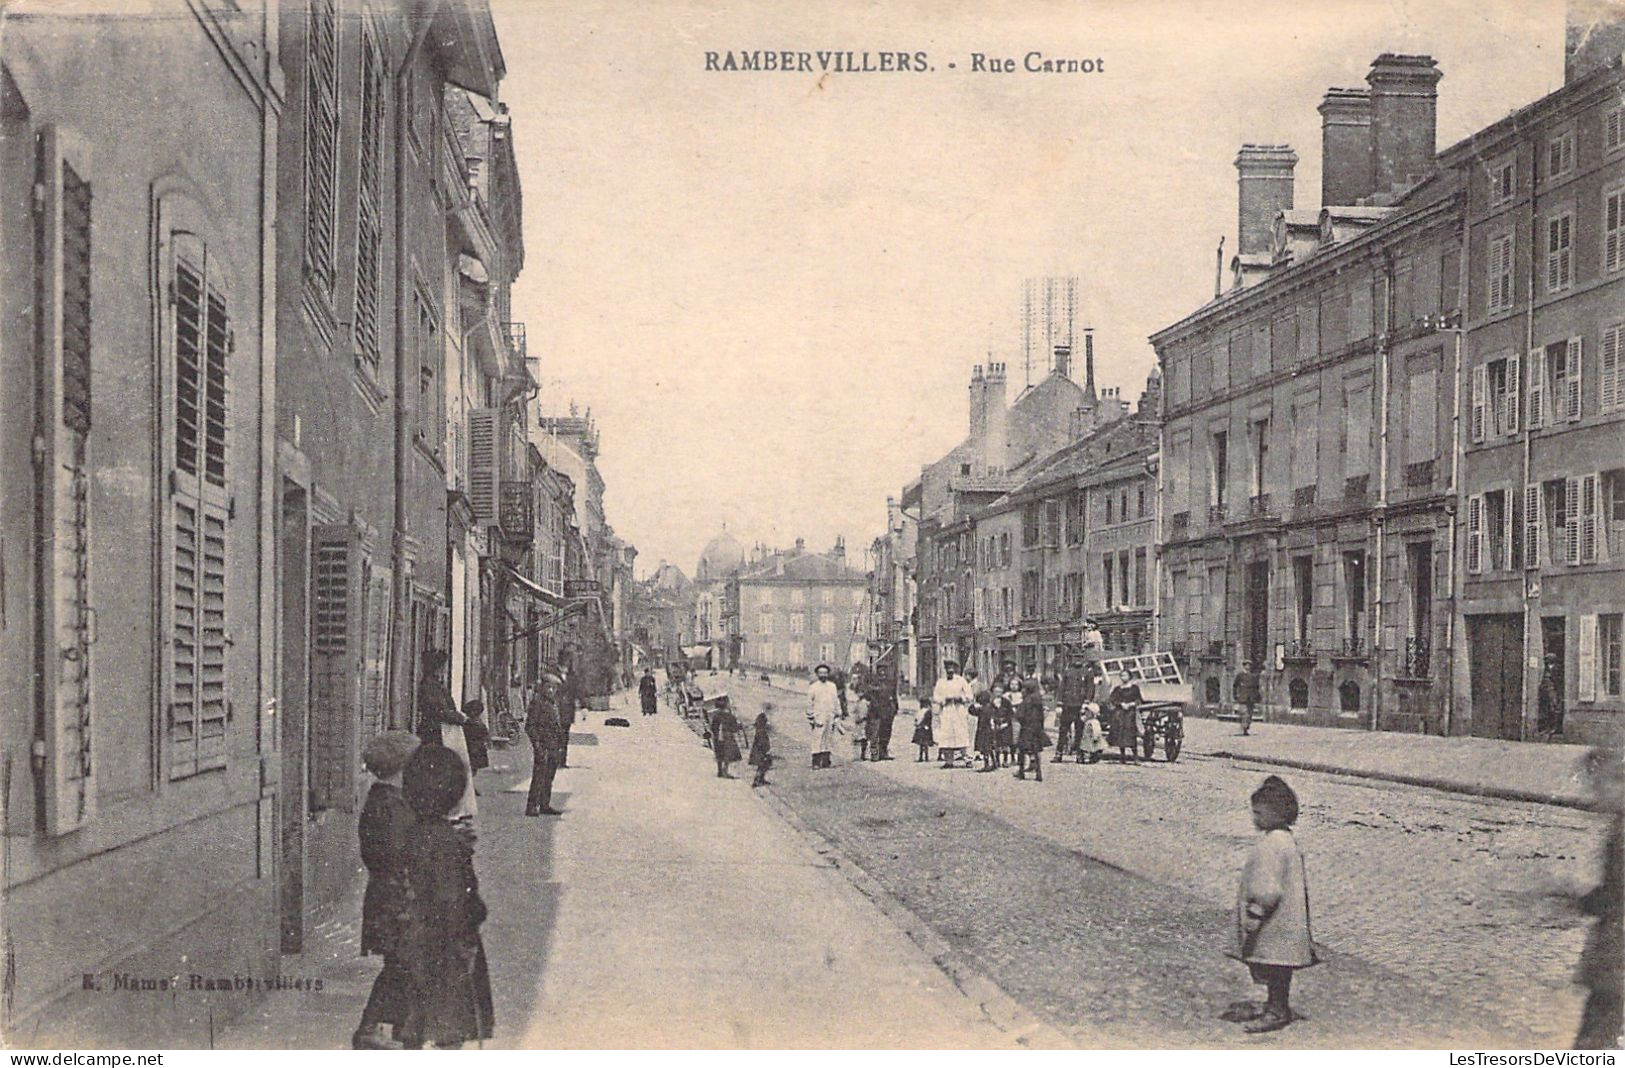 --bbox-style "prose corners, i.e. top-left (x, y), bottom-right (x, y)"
top-left (1366, 54), bottom-right (1441, 194)
top-left (1083, 328), bottom-right (1097, 401)
top-left (1053, 343), bottom-right (1072, 380)
top-left (833, 536), bottom-right (846, 562)
top-left (1234, 145), bottom-right (1297, 257)
top-left (968, 363), bottom-right (987, 439)
top-left (1318, 87), bottom-right (1372, 206)
top-left (983, 362), bottom-right (1008, 474)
